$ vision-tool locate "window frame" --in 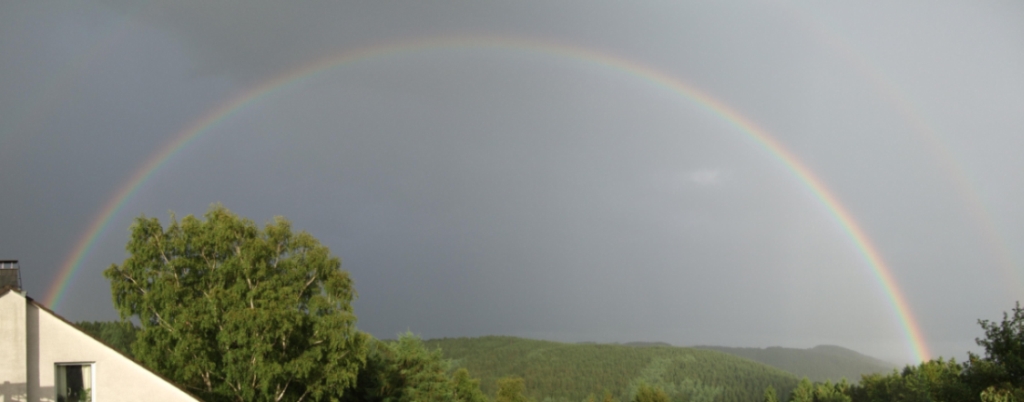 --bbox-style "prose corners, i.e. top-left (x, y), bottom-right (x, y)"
top-left (55, 362), bottom-right (96, 402)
